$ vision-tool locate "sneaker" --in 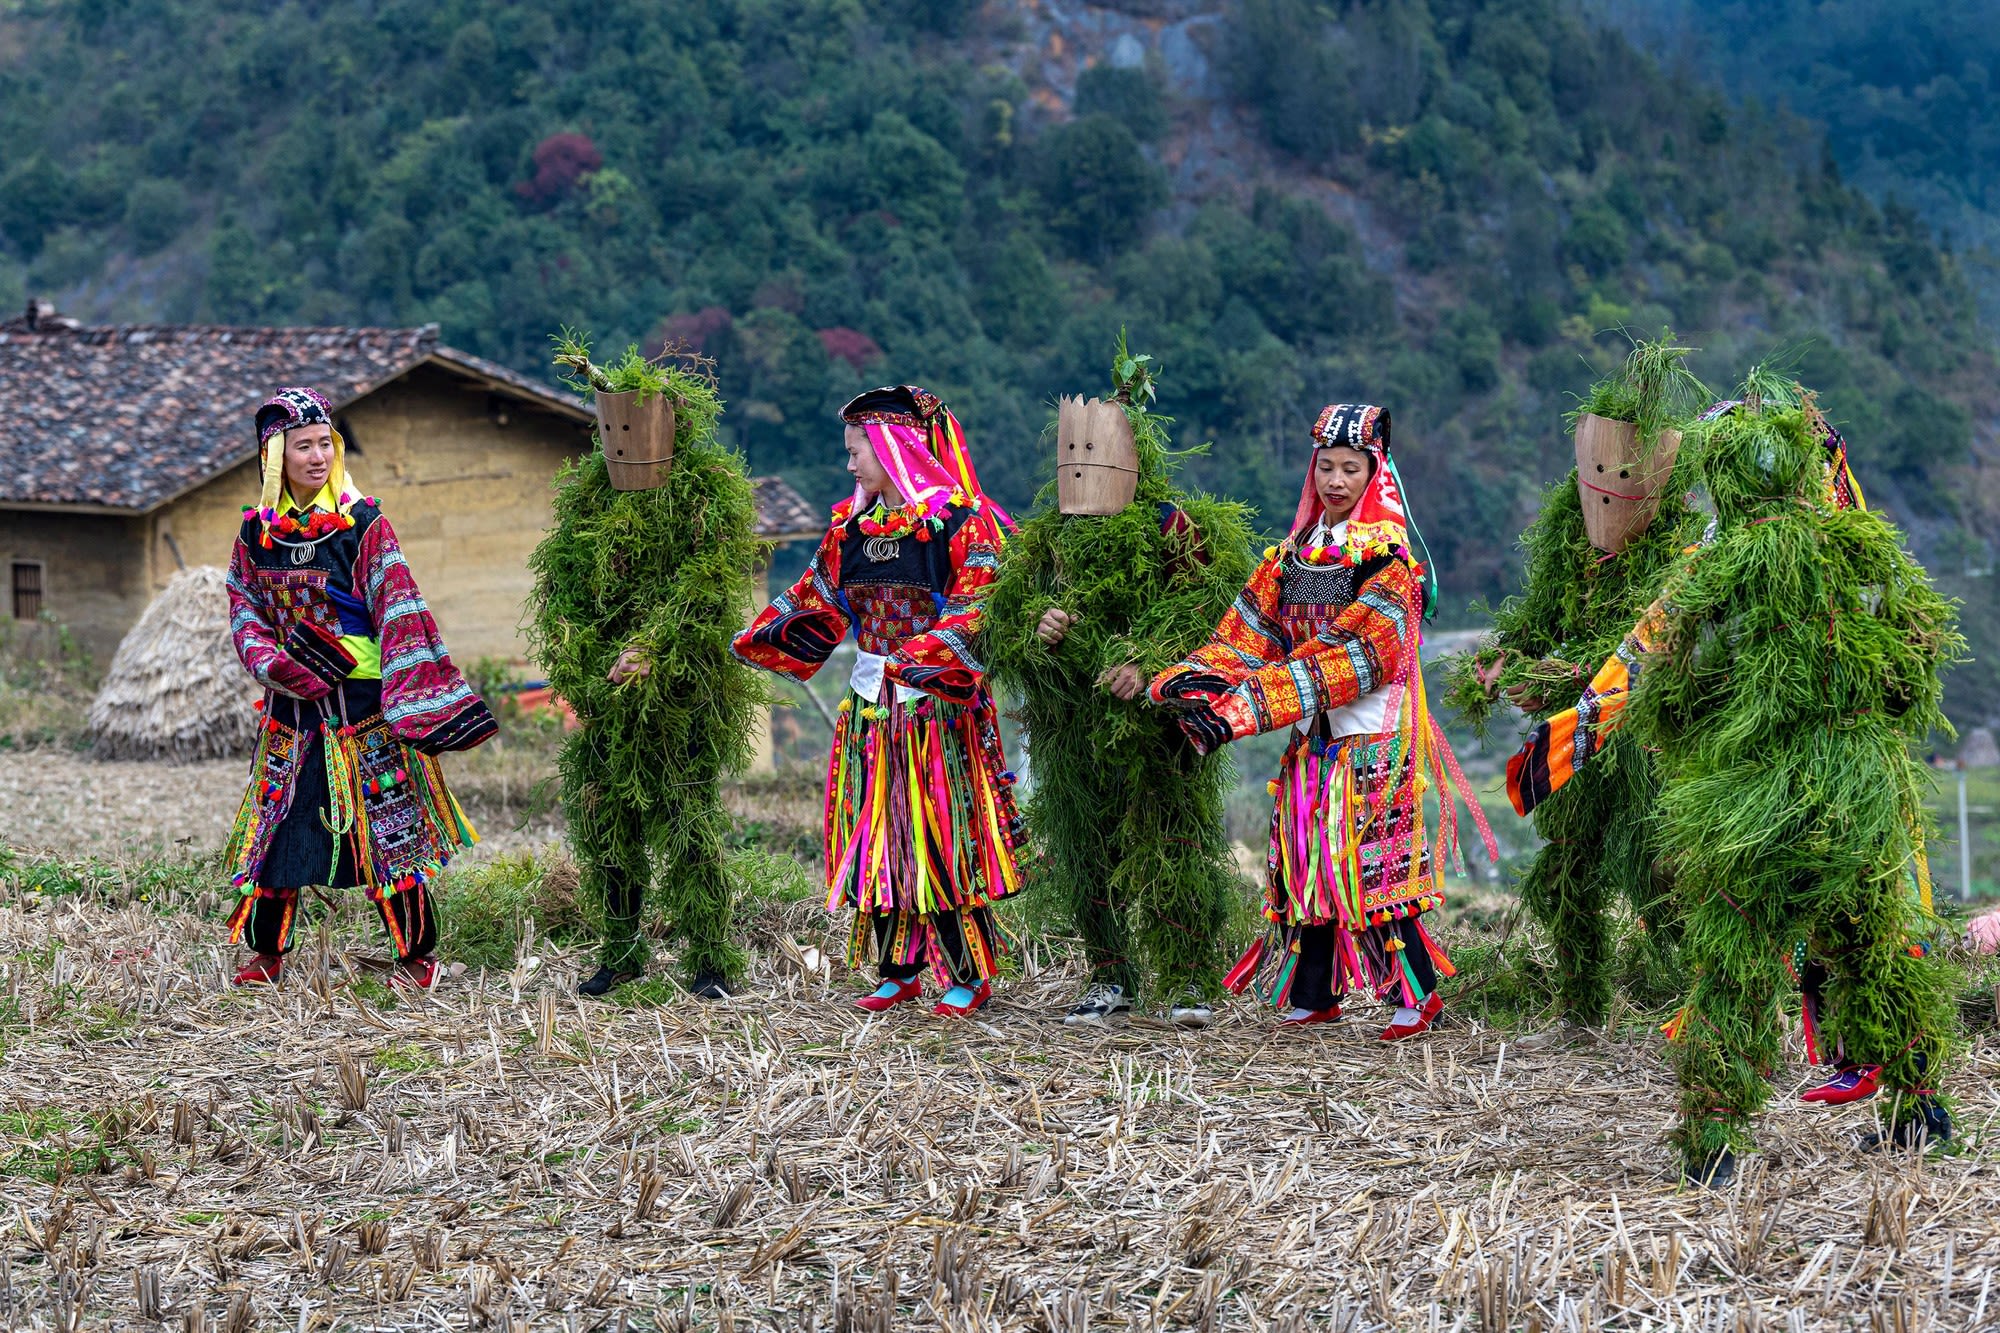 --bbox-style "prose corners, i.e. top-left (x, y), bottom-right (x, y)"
top-left (1064, 984), bottom-right (1132, 1025)
top-left (1169, 995), bottom-right (1214, 1029)
top-left (1684, 1145), bottom-right (1736, 1189)
top-left (579, 965), bottom-right (642, 998)
top-left (1861, 1101), bottom-right (1953, 1152)
top-left (855, 976), bottom-right (922, 1013)
top-left (1379, 991), bottom-right (1444, 1042)
top-left (932, 980), bottom-right (992, 1017)
top-left (1801, 1062), bottom-right (1882, 1106)
top-left (690, 972), bottom-right (732, 1001)
top-left (232, 953), bottom-right (284, 987)
top-left (391, 956), bottom-right (440, 992)
top-left (1279, 1005), bottom-right (1342, 1026)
